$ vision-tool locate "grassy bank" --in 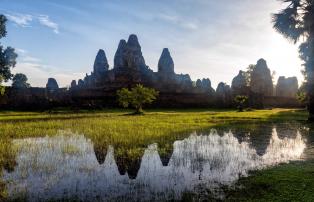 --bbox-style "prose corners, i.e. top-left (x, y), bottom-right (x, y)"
top-left (225, 160), bottom-right (314, 201)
